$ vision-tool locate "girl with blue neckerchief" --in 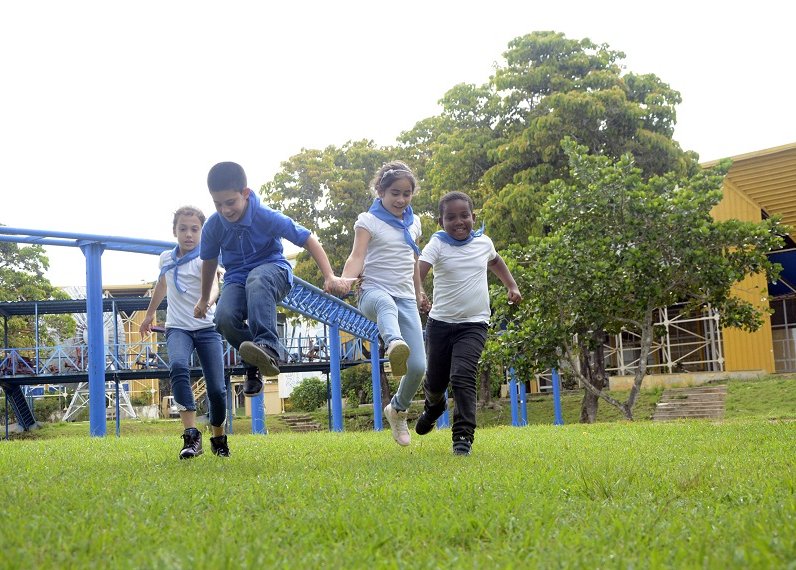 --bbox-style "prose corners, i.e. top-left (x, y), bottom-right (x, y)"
top-left (140, 206), bottom-right (229, 459)
top-left (416, 191), bottom-right (521, 456)
top-left (335, 161), bottom-right (426, 447)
